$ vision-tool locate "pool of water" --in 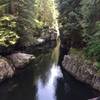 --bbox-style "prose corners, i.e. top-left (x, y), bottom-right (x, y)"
top-left (0, 43), bottom-right (100, 100)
